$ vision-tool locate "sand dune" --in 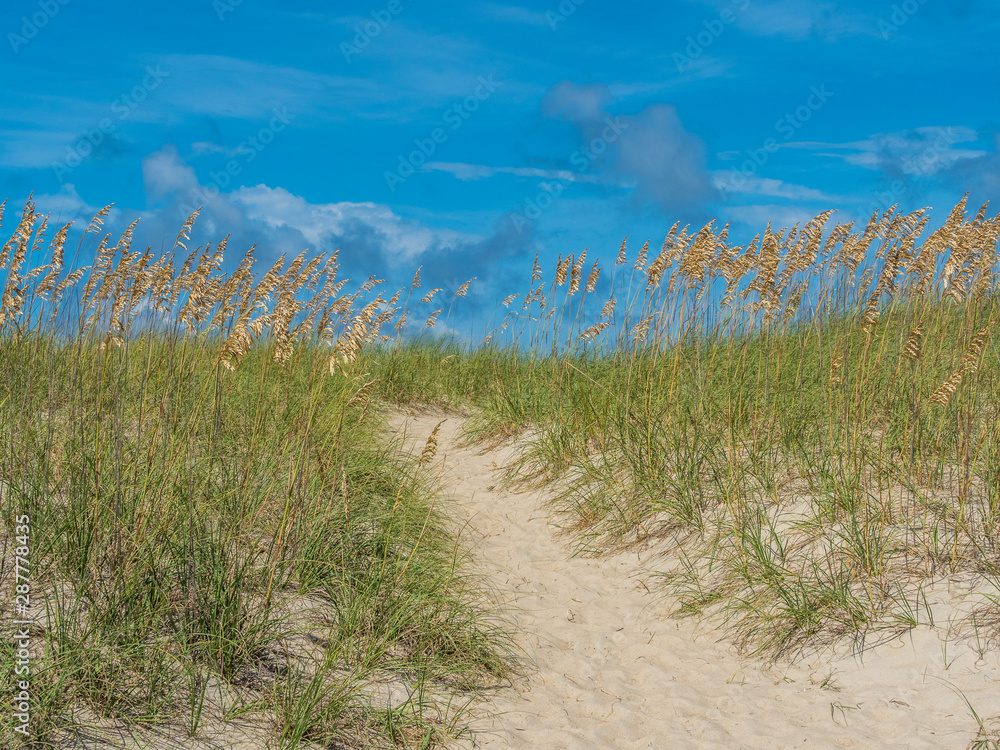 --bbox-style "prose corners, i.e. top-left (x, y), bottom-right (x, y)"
top-left (391, 409), bottom-right (1000, 750)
